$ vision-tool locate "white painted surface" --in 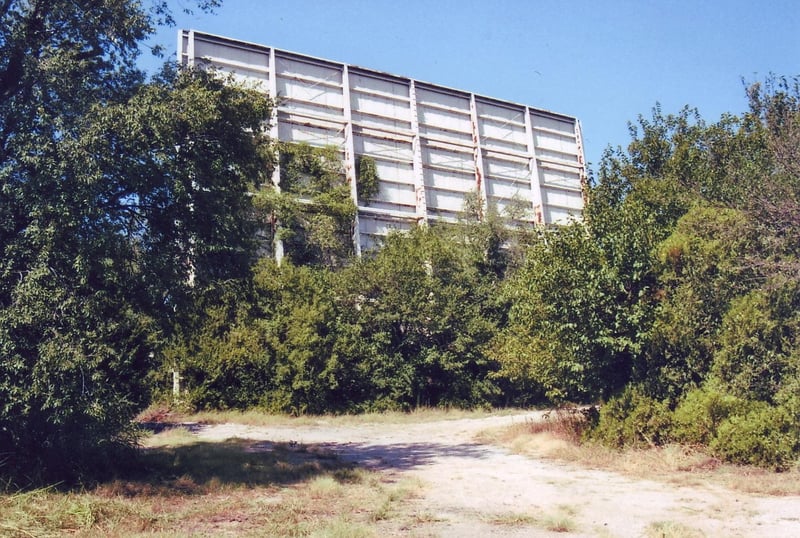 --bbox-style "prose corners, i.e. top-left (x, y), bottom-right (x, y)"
top-left (180, 30), bottom-right (587, 252)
